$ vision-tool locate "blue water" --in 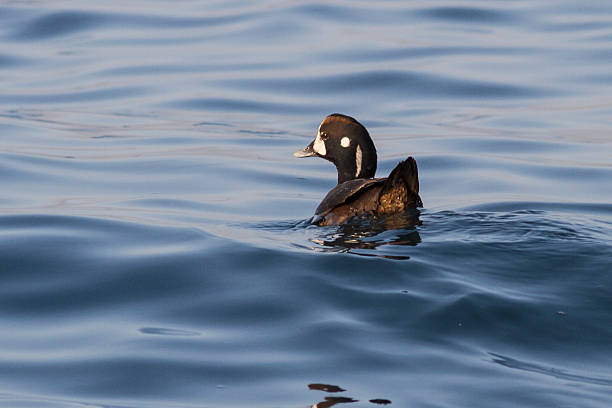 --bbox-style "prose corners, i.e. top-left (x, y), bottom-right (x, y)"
top-left (1, 1), bottom-right (611, 407)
